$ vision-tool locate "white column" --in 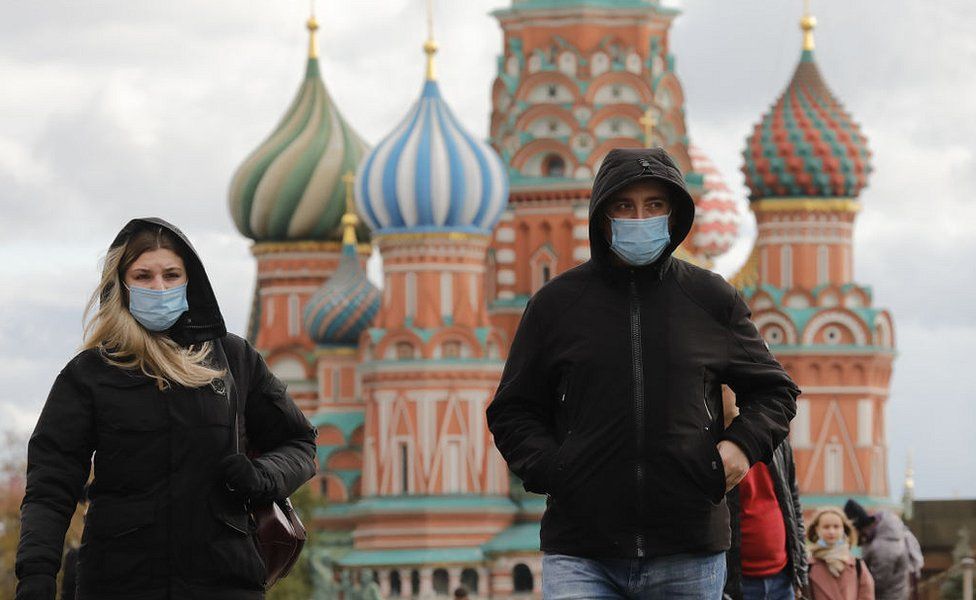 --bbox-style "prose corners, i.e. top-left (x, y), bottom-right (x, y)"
top-left (420, 567), bottom-right (434, 597)
top-left (448, 567), bottom-right (462, 595)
